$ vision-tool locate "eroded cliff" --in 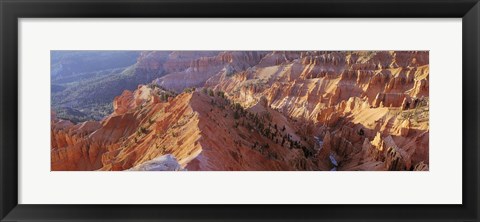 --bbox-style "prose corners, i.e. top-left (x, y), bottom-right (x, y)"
top-left (51, 51), bottom-right (429, 171)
